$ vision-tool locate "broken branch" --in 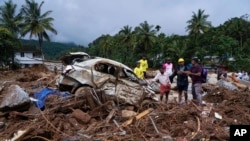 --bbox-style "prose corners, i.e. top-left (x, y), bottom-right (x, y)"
top-left (121, 108), bottom-right (153, 127)
top-left (190, 116), bottom-right (201, 139)
top-left (105, 109), bottom-right (117, 124)
top-left (148, 115), bottom-right (160, 134)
